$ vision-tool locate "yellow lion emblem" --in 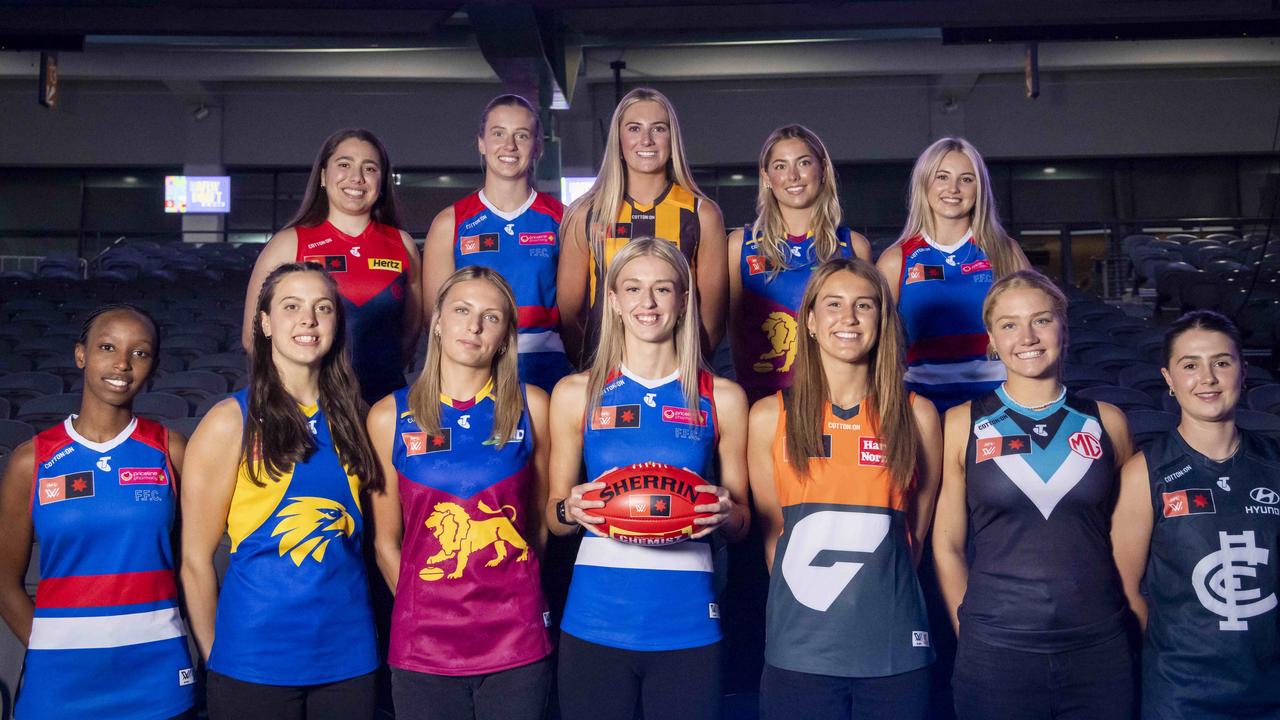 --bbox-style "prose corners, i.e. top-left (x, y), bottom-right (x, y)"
top-left (419, 501), bottom-right (529, 581)
top-left (753, 311), bottom-right (798, 374)
top-left (272, 497), bottom-right (355, 566)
